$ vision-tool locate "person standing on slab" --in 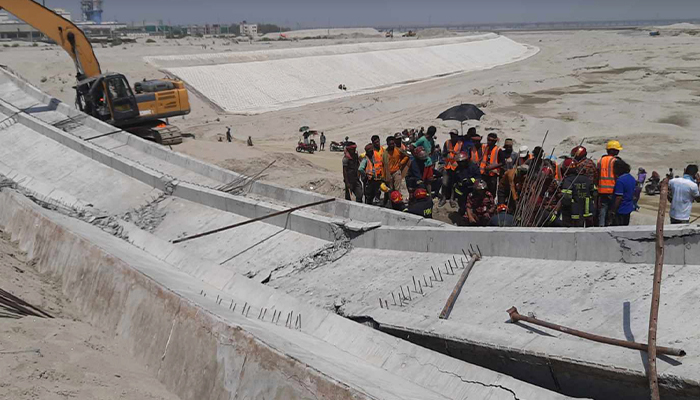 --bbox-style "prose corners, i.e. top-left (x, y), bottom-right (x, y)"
top-left (226, 127), bottom-right (232, 143)
top-left (668, 164), bottom-right (700, 224)
top-left (597, 140), bottom-right (623, 226)
top-left (612, 159), bottom-right (635, 226)
top-left (342, 142), bottom-right (363, 202)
